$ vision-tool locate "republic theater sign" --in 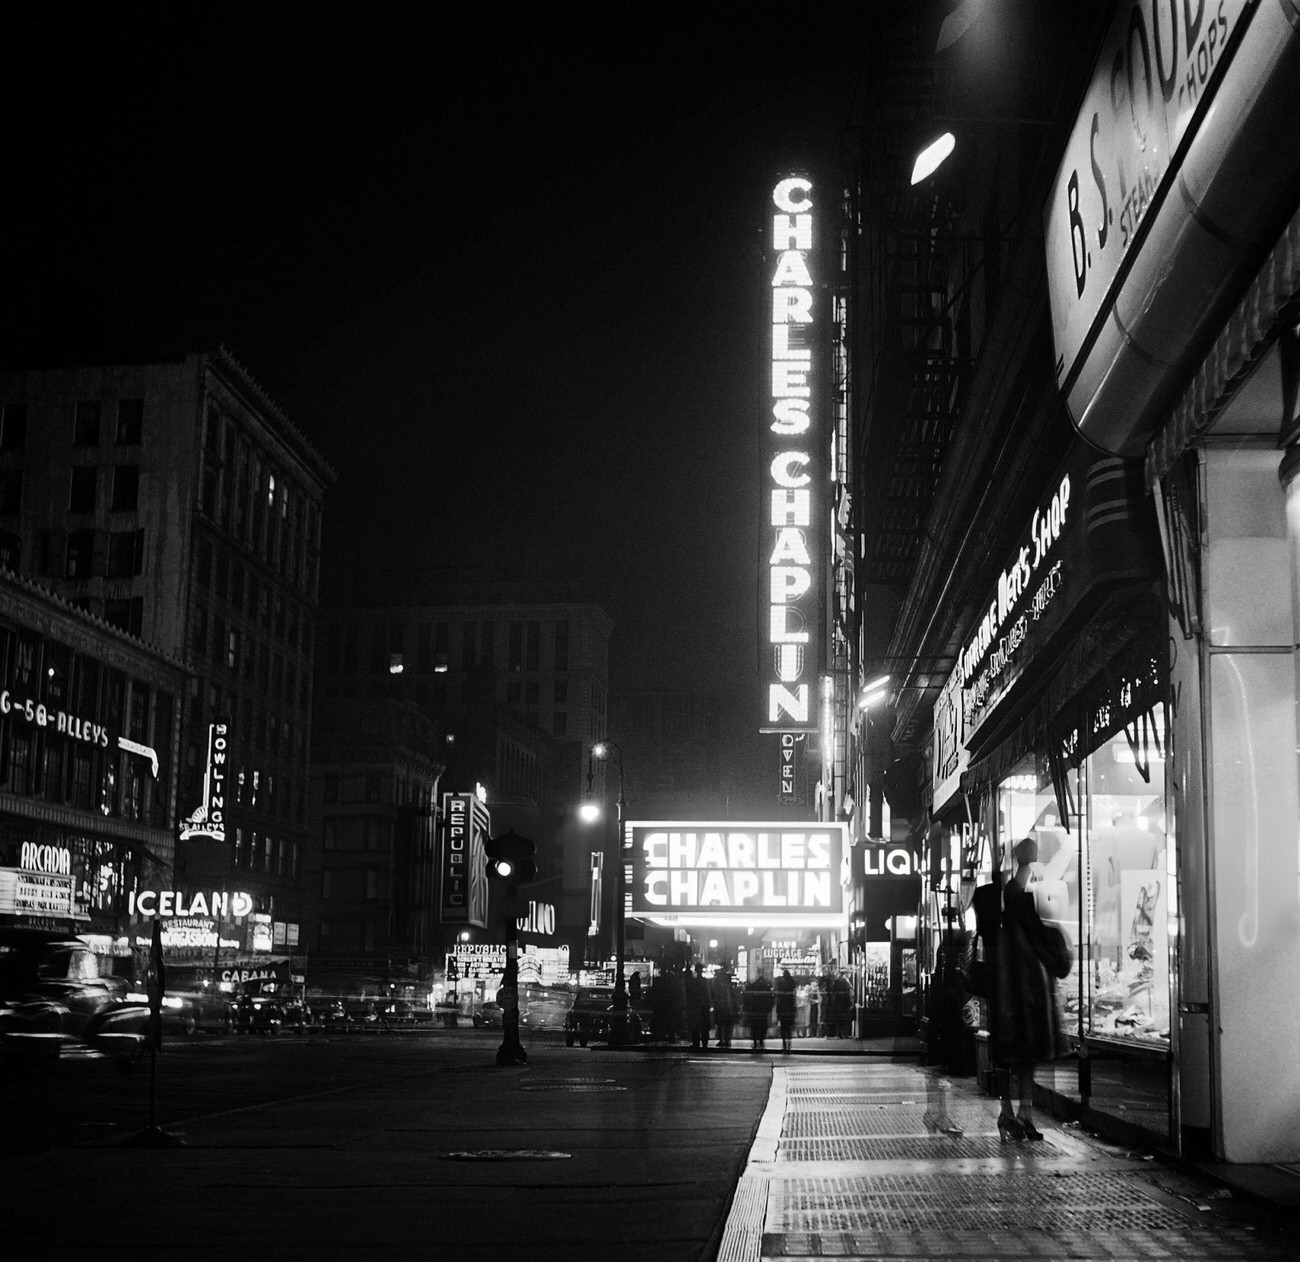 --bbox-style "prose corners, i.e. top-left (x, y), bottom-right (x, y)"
top-left (628, 821), bottom-right (847, 928)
